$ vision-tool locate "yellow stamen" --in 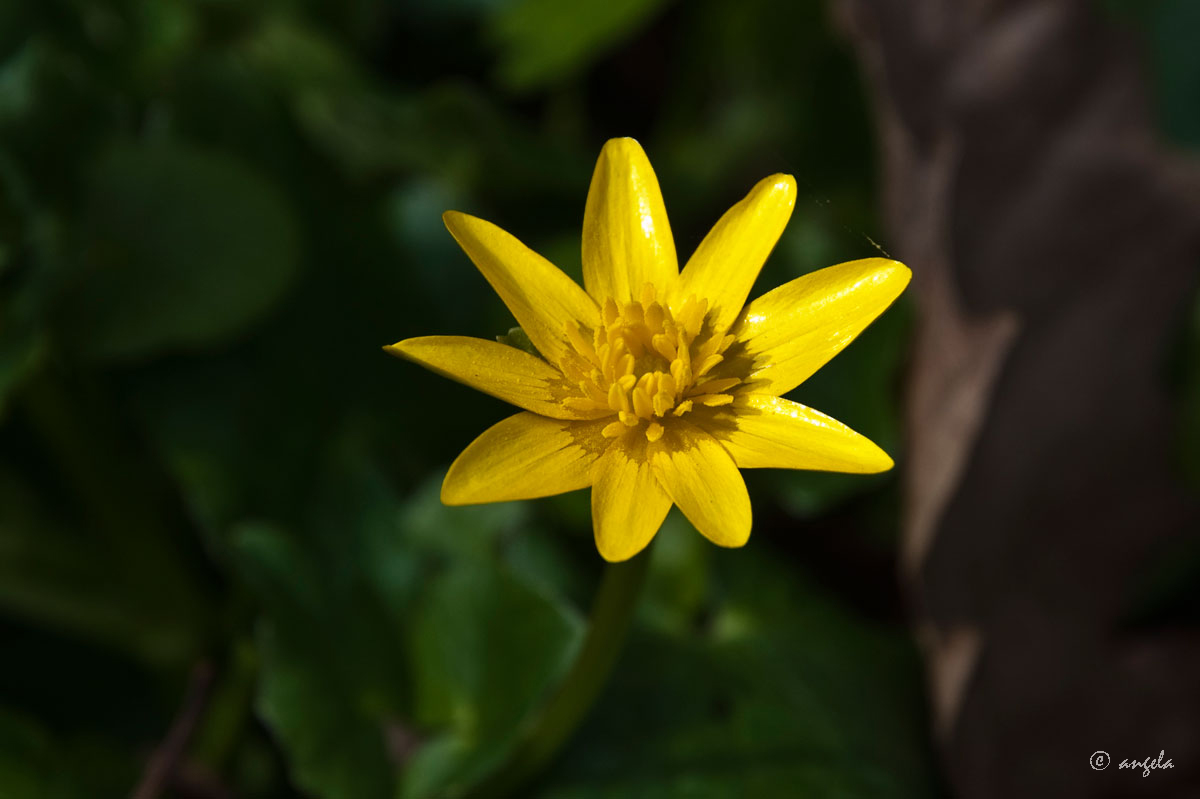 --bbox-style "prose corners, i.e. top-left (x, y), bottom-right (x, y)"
top-left (602, 421), bottom-right (625, 439)
top-left (557, 282), bottom-right (739, 428)
top-left (693, 393), bottom-right (734, 407)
